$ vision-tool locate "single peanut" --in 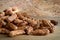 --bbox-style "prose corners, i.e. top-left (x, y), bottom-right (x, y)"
top-left (16, 12), bottom-right (25, 20)
top-left (32, 29), bottom-right (50, 35)
top-left (0, 12), bottom-right (5, 17)
top-left (9, 23), bottom-right (18, 30)
top-left (50, 20), bottom-right (58, 25)
top-left (8, 14), bottom-right (17, 22)
top-left (18, 26), bottom-right (25, 30)
top-left (14, 19), bottom-right (23, 24)
top-left (26, 26), bottom-right (33, 35)
top-left (9, 30), bottom-right (25, 37)
top-left (0, 28), bottom-right (10, 34)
